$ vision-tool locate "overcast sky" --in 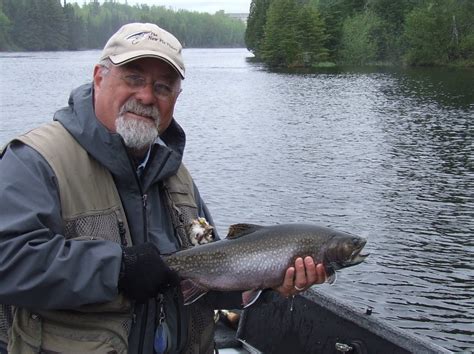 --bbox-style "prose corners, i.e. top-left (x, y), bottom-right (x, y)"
top-left (111, 1), bottom-right (251, 14)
